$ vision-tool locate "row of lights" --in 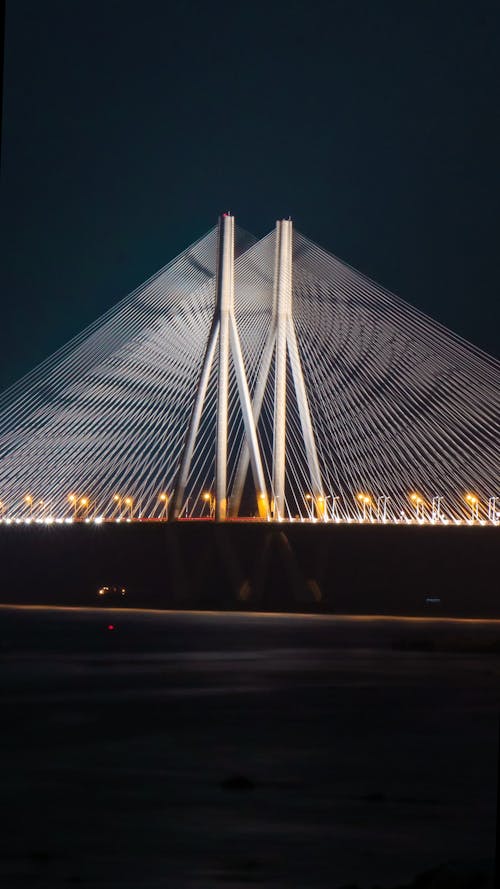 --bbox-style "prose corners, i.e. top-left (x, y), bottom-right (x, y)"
top-left (0, 513), bottom-right (497, 528)
top-left (0, 491), bottom-right (498, 523)
top-left (302, 491), bottom-right (499, 524)
top-left (9, 492), bottom-right (170, 520)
